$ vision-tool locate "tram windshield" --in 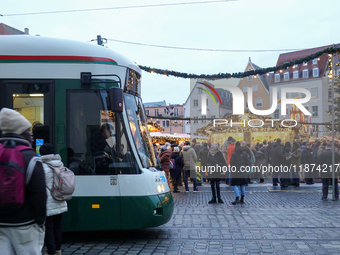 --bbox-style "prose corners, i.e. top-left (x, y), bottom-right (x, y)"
top-left (124, 94), bottom-right (157, 169)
